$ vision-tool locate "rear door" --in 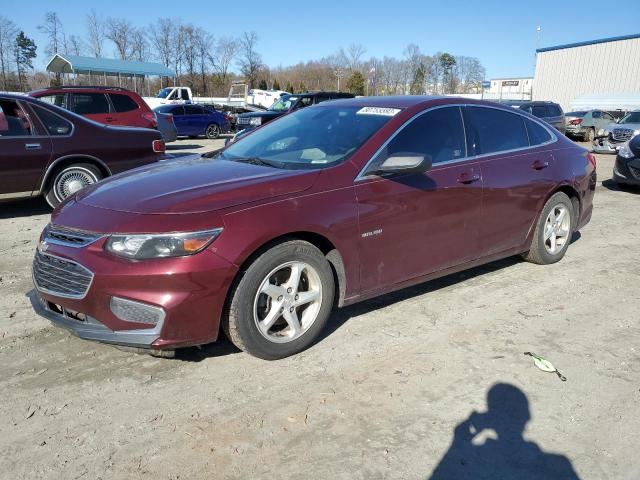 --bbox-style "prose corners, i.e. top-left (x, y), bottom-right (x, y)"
top-left (463, 106), bottom-right (558, 256)
top-left (0, 98), bottom-right (52, 196)
top-left (355, 105), bottom-right (484, 292)
top-left (170, 106), bottom-right (187, 135)
top-left (185, 105), bottom-right (206, 135)
top-left (108, 92), bottom-right (143, 127)
top-left (70, 92), bottom-right (112, 124)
